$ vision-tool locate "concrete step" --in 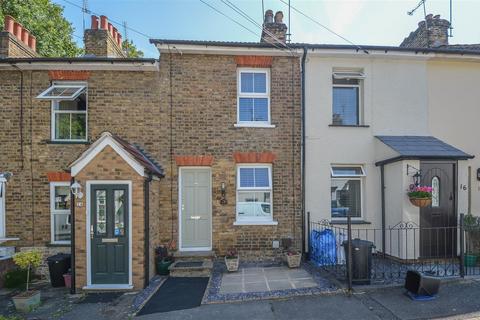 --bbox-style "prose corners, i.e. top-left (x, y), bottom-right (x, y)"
top-left (168, 259), bottom-right (213, 277)
top-left (173, 250), bottom-right (216, 261)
